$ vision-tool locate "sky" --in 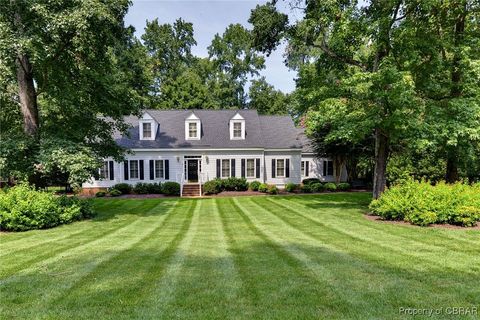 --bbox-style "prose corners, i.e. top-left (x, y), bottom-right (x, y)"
top-left (125, 0), bottom-right (298, 93)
